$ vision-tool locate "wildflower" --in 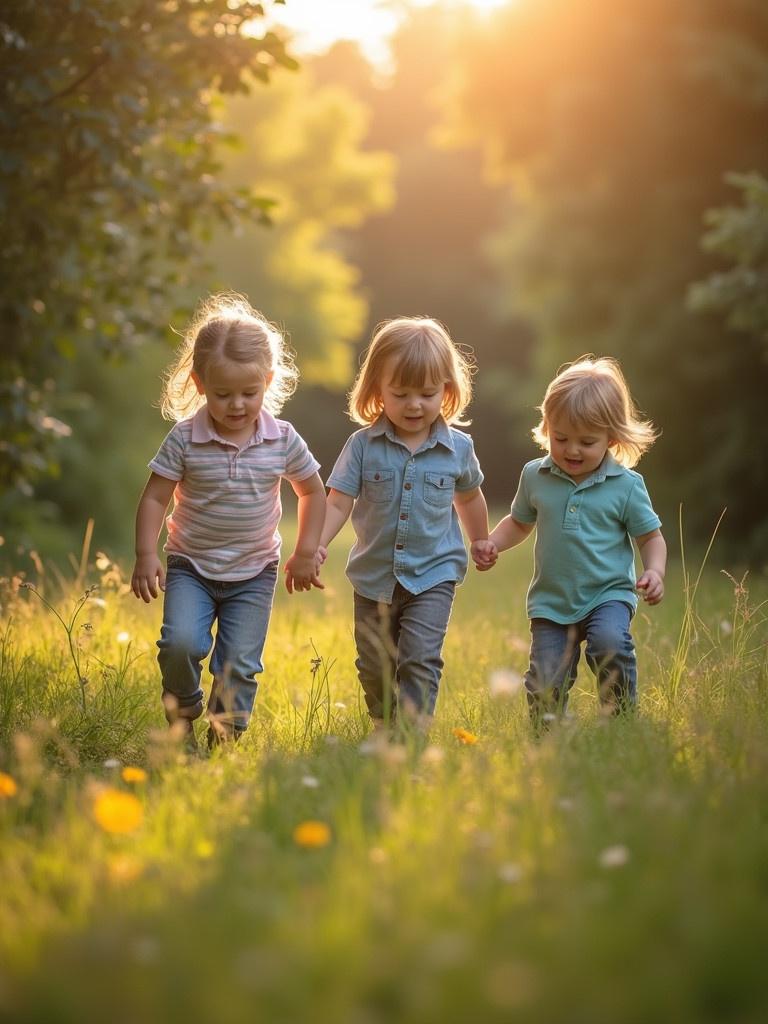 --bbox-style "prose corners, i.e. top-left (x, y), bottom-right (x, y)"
top-left (452, 727), bottom-right (478, 746)
top-left (420, 744), bottom-right (445, 766)
top-left (195, 839), bottom-right (215, 859)
top-left (292, 820), bottom-right (331, 848)
top-left (498, 862), bottom-right (524, 884)
top-left (116, 631), bottom-right (131, 644)
top-left (598, 844), bottom-right (630, 869)
top-left (0, 772), bottom-right (18, 798)
top-left (103, 758), bottom-right (121, 770)
top-left (121, 766), bottom-right (148, 784)
top-left (489, 669), bottom-right (524, 698)
top-left (301, 775), bottom-right (320, 788)
top-left (333, 701), bottom-right (347, 709)
top-left (107, 853), bottom-right (144, 885)
top-left (93, 788), bottom-right (143, 834)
